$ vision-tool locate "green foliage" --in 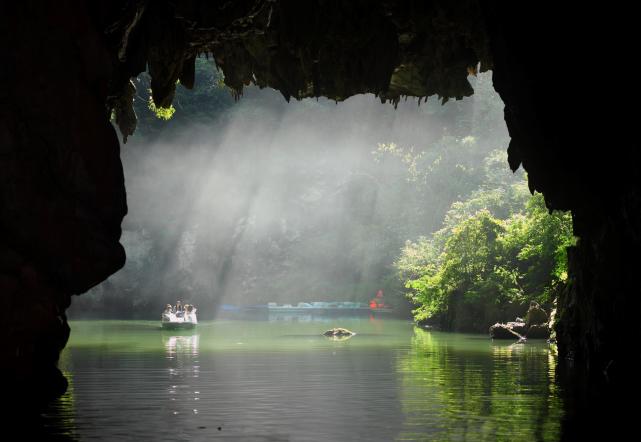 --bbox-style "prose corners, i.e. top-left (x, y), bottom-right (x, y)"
top-left (374, 136), bottom-right (488, 193)
top-left (131, 56), bottom-right (235, 140)
top-left (500, 194), bottom-right (575, 300)
top-left (148, 98), bottom-right (176, 120)
top-left (374, 142), bottom-right (425, 182)
top-left (377, 74), bottom-right (574, 331)
top-left (396, 175), bottom-right (574, 330)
